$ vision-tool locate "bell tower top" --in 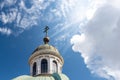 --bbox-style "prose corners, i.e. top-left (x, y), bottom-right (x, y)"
top-left (43, 26), bottom-right (50, 44)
